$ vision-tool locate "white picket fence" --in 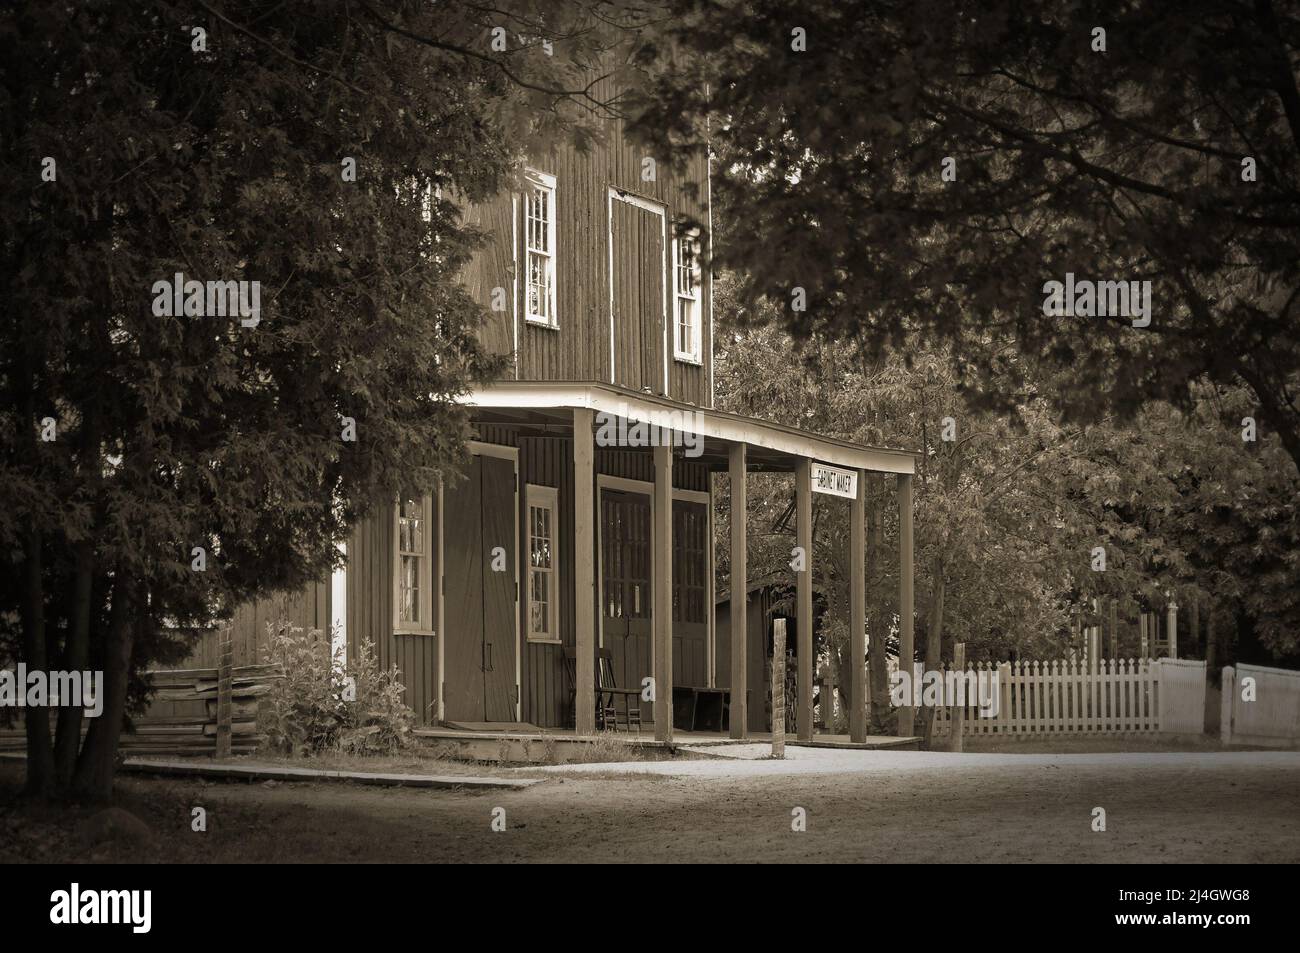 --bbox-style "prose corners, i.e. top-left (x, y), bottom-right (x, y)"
top-left (913, 658), bottom-right (1206, 736)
